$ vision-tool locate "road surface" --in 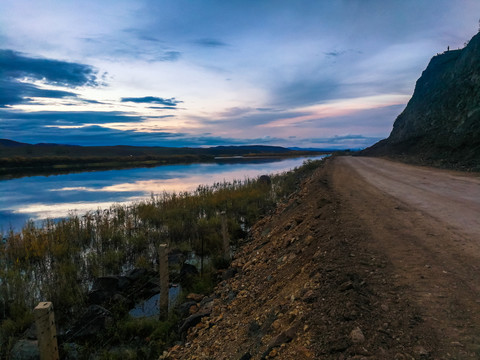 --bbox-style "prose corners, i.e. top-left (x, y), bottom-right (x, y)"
top-left (331, 156), bottom-right (480, 356)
